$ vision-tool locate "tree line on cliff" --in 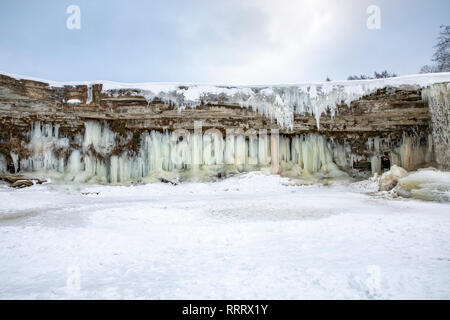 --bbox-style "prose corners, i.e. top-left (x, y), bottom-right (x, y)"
top-left (326, 24), bottom-right (449, 82)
